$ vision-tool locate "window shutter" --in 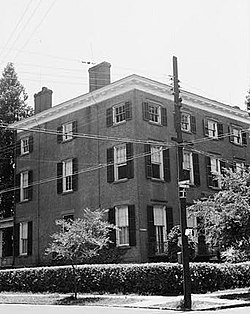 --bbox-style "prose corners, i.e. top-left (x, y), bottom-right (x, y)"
top-left (28, 136), bottom-right (33, 153)
top-left (106, 107), bottom-right (113, 127)
top-left (108, 207), bottom-right (116, 247)
top-left (128, 205), bottom-right (136, 246)
top-left (72, 121), bottom-right (78, 137)
top-left (72, 158), bottom-right (78, 191)
top-left (190, 116), bottom-right (196, 133)
top-left (126, 143), bottom-right (134, 179)
top-left (125, 101), bottom-right (132, 121)
top-left (14, 223), bottom-right (20, 256)
top-left (242, 131), bottom-right (247, 145)
top-left (206, 156), bottom-right (213, 187)
top-left (27, 221), bottom-right (33, 255)
top-left (166, 207), bottom-right (174, 233)
top-left (203, 119), bottom-right (209, 136)
top-left (107, 147), bottom-right (114, 183)
top-left (57, 126), bottom-right (63, 143)
top-left (28, 170), bottom-right (33, 201)
top-left (57, 162), bottom-right (63, 194)
top-left (228, 126), bottom-right (234, 143)
top-left (15, 140), bottom-right (21, 156)
top-left (163, 148), bottom-right (171, 182)
top-left (161, 107), bottom-right (167, 126)
top-left (220, 160), bottom-right (226, 175)
top-left (218, 123), bottom-right (224, 139)
top-left (142, 102), bottom-right (149, 121)
top-left (192, 153), bottom-right (200, 186)
top-left (15, 173), bottom-right (21, 203)
top-left (147, 205), bottom-right (156, 256)
top-left (144, 144), bottom-right (152, 178)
